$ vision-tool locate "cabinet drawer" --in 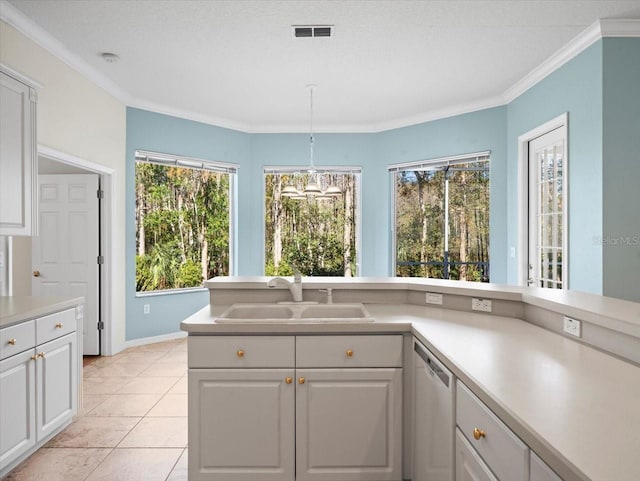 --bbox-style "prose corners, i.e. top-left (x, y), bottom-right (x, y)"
top-left (189, 336), bottom-right (295, 368)
top-left (1, 320), bottom-right (36, 360)
top-left (456, 381), bottom-right (528, 481)
top-left (296, 335), bottom-right (403, 368)
top-left (36, 309), bottom-right (76, 345)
